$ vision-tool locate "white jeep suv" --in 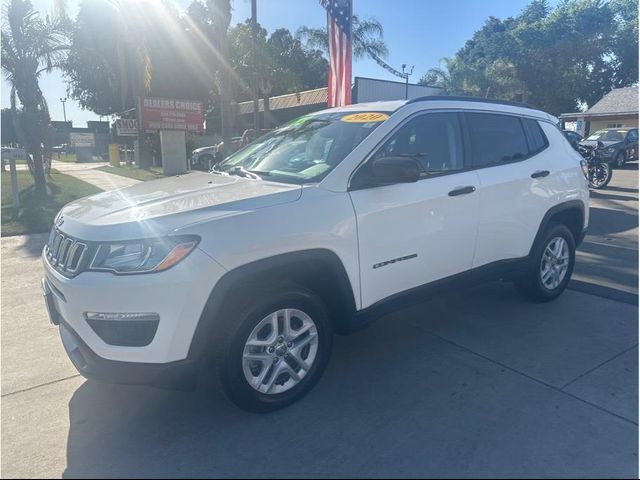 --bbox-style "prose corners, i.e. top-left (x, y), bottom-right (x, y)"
top-left (42, 97), bottom-right (588, 412)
